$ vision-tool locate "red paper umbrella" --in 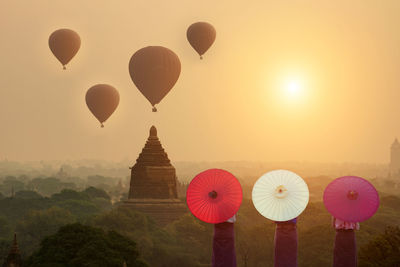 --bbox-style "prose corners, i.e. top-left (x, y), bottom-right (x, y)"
top-left (186, 169), bottom-right (243, 224)
top-left (323, 176), bottom-right (379, 223)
